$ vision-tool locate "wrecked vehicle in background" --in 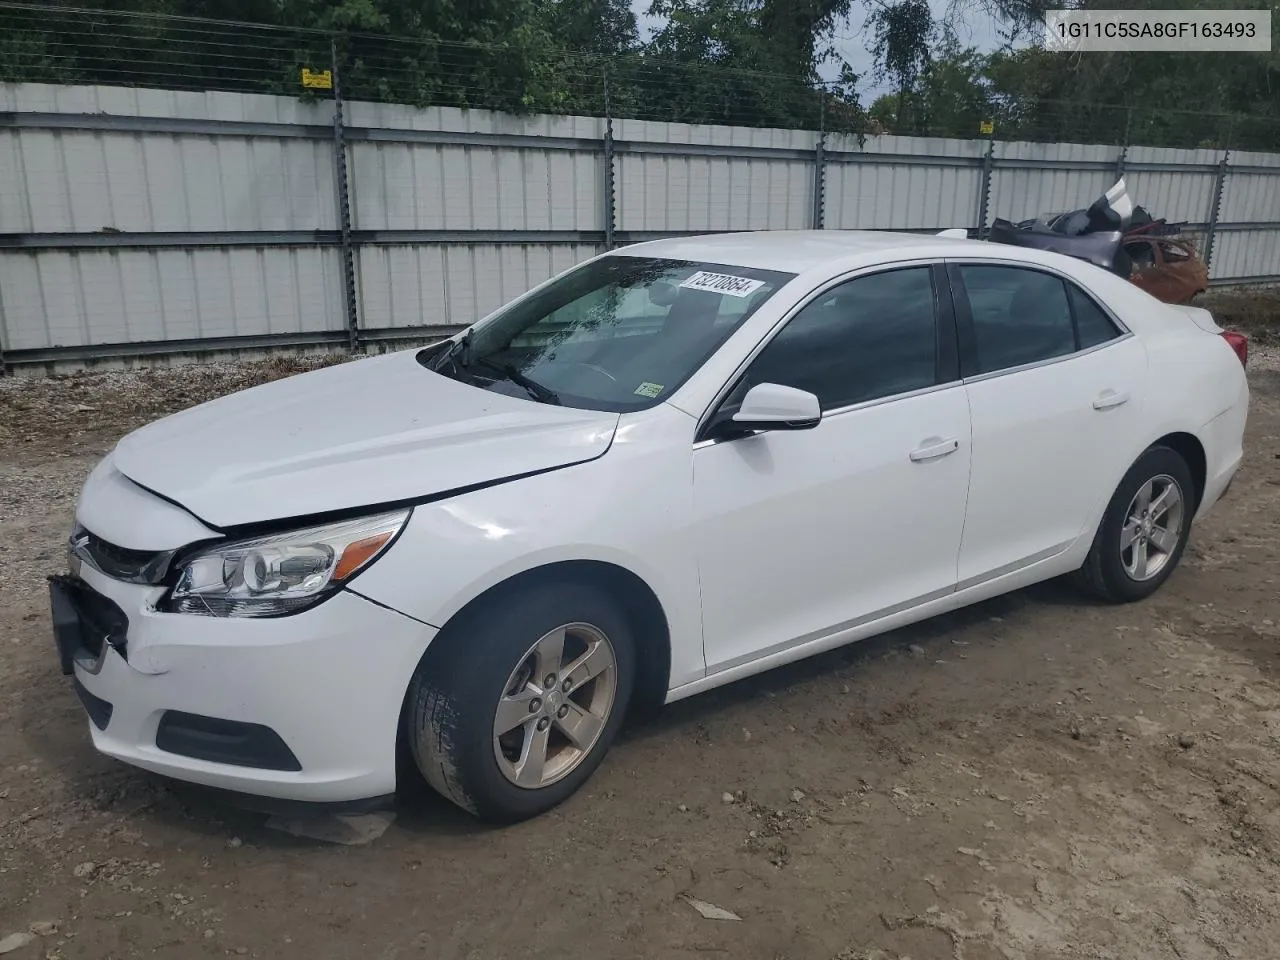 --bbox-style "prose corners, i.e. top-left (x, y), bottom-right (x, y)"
top-left (975, 179), bottom-right (1209, 304)
top-left (1121, 231), bottom-right (1209, 306)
